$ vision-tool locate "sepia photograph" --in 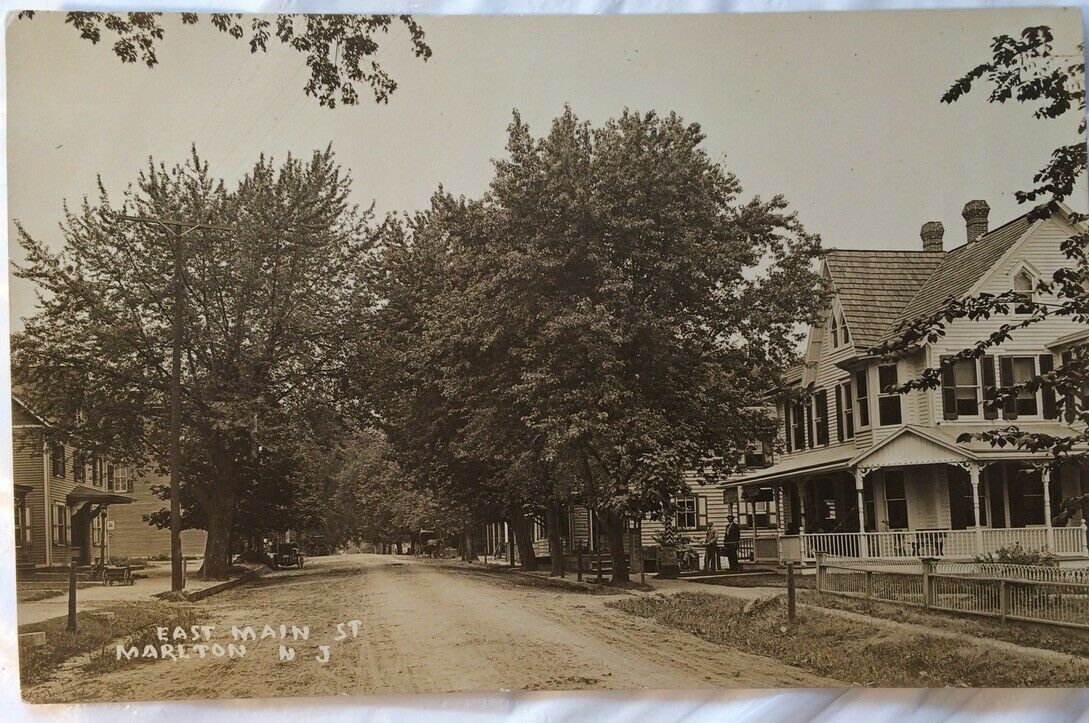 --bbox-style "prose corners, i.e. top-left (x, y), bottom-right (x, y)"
top-left (5, 6), bottom-right (1089, 705)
